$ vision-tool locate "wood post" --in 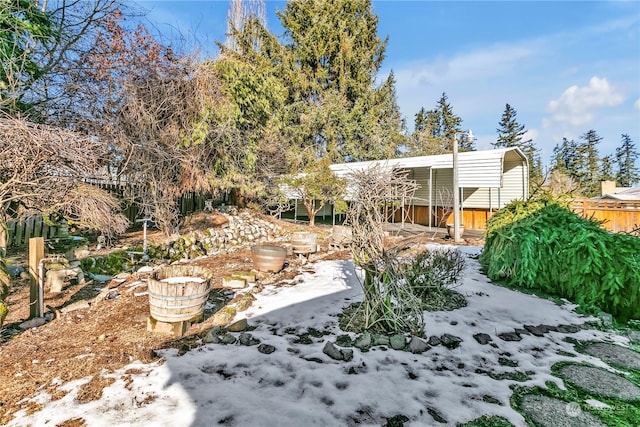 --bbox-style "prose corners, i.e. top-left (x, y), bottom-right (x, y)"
top-left (28, 237), bottom-right (44, 318)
